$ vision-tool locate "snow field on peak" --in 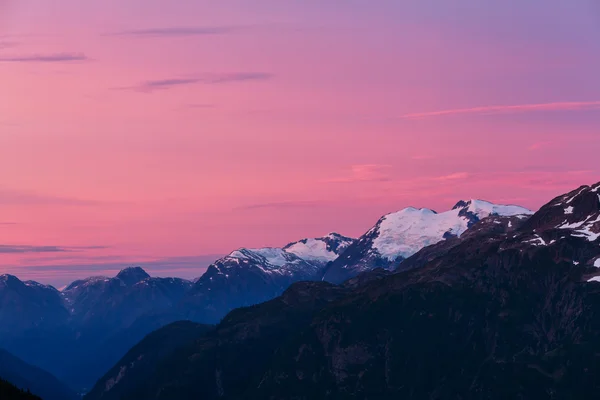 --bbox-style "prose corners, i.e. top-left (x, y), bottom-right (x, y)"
top-left (372, 200), bottom-right (533, 261)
